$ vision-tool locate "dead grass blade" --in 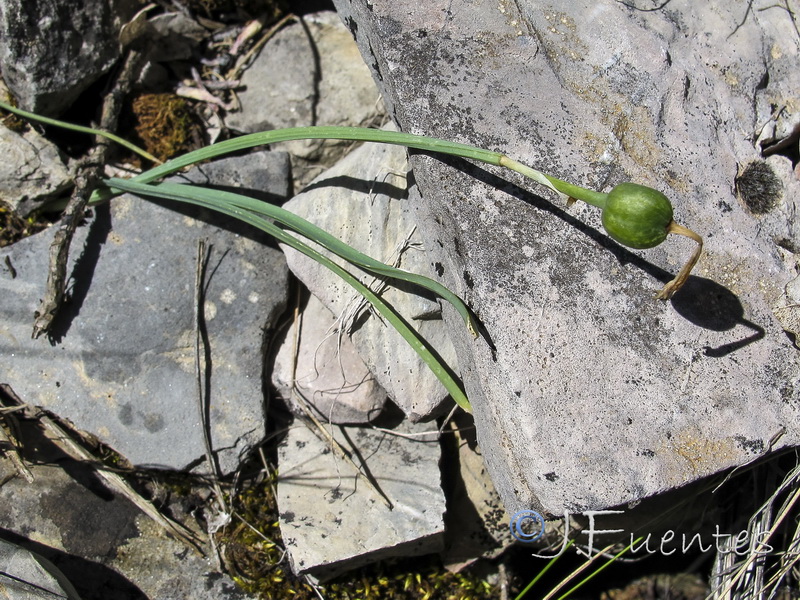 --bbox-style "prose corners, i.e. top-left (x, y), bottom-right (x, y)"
top-left (0, 384), bottom-right (206, 555)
